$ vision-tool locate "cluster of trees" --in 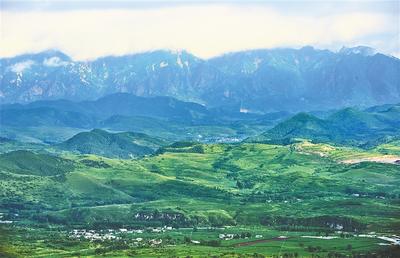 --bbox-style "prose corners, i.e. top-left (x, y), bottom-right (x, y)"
top-left (130, 208), bottom-right (189, 225)
top-left (236, 180), bottom-right (256, 189)
top-left (80, 159), bottom-right (111, 168)
top-left (156, 142), bottom-right (205, 154)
